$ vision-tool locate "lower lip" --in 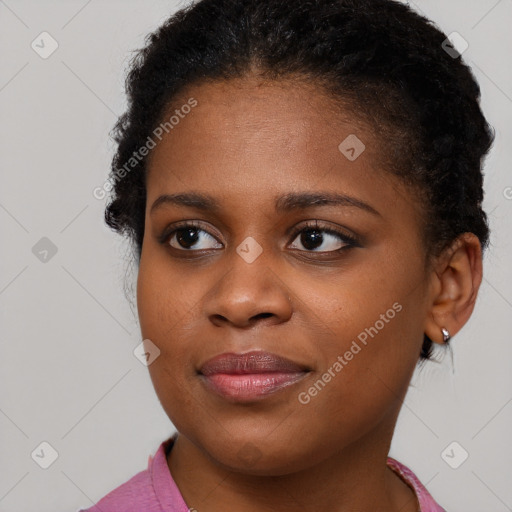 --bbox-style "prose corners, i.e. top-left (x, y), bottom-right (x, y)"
top-left (200, 372), bottom-right (307, 401)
